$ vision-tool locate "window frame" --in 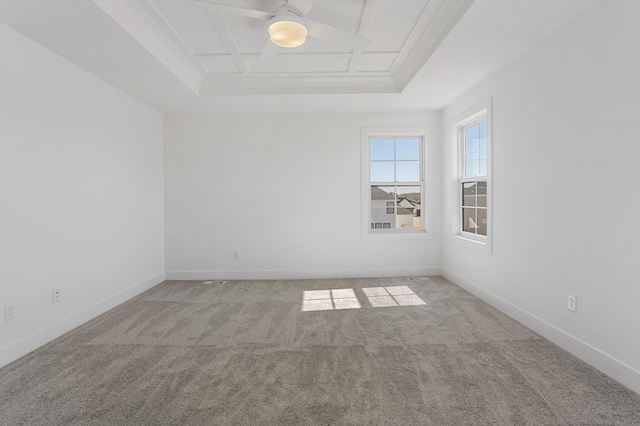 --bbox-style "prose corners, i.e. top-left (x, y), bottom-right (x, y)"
top-left (451, 99), bottom-right (492, 252)
top-left (361, 127), bottom-right (433, 241)
top-left (460, 117), bottom-right (488, 240)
